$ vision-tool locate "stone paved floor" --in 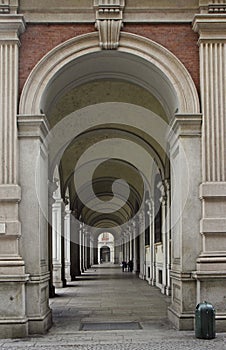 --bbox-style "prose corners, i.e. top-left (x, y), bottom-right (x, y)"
top-left (0, 264), bottom-right (225, 349)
